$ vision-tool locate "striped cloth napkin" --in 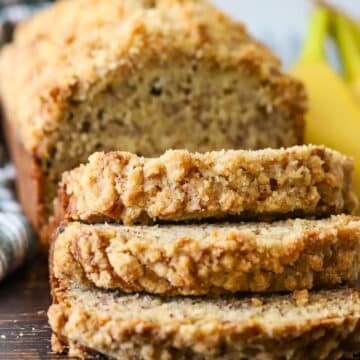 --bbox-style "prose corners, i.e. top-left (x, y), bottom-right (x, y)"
top-left (0, 163), bottom-right (35, 281)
